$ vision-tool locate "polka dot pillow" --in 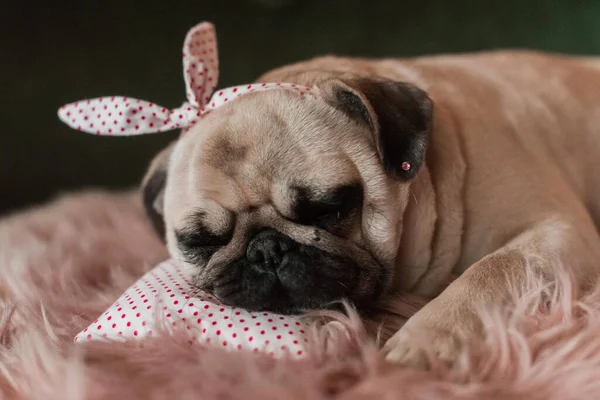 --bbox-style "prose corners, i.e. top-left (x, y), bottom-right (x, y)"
top-left (75, 259), bottom-right (310, 358)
